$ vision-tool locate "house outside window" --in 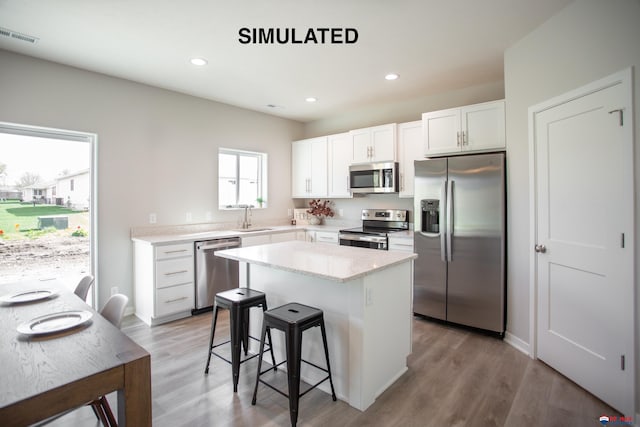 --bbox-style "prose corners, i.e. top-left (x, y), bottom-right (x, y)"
top-left (218, 148), bottom-right (267, 209)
